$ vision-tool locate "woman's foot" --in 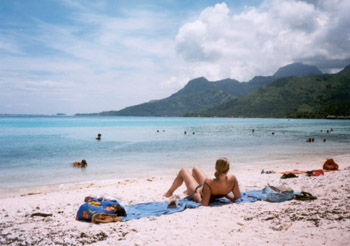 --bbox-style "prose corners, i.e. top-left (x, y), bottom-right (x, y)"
top-left (163, 190), bottom-right (173, 197)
